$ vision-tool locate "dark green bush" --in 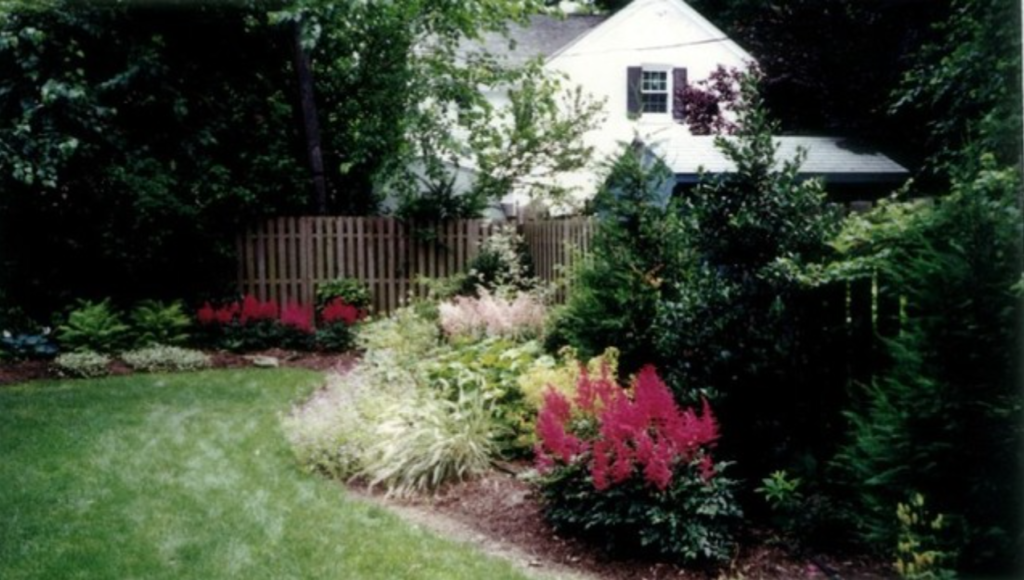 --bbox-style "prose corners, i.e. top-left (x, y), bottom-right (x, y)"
top-left (314, 322), bottom-right (356, 352)
top-left (315, 279), bottom-right (372, 311)
top-left (547, 142), bottom-right (691, 376)
top-left (539, 458), bottom-right (741, 564)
